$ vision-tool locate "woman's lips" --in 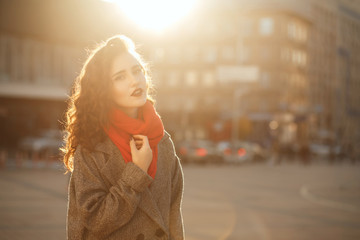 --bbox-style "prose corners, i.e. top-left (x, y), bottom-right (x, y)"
top-left (131, 88), bottom-right (143, 97)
